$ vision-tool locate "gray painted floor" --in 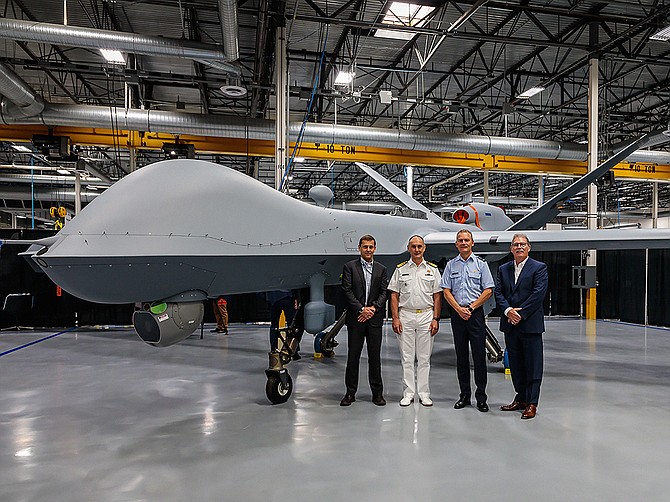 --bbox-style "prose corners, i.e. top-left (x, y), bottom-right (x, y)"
top-left (1, 318), bottom-right (669, 501)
